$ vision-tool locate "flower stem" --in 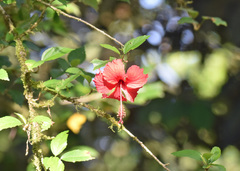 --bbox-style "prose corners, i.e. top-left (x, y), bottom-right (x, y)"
top-left (119, 83), bottom-right (123, 124)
